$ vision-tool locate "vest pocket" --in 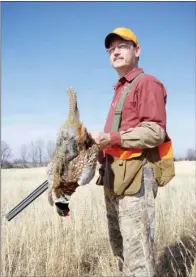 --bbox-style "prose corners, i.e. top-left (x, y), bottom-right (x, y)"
top-left (105, 154), bottom-right (146, 196)
top-left (151, 159), bottom-right (175, 187)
